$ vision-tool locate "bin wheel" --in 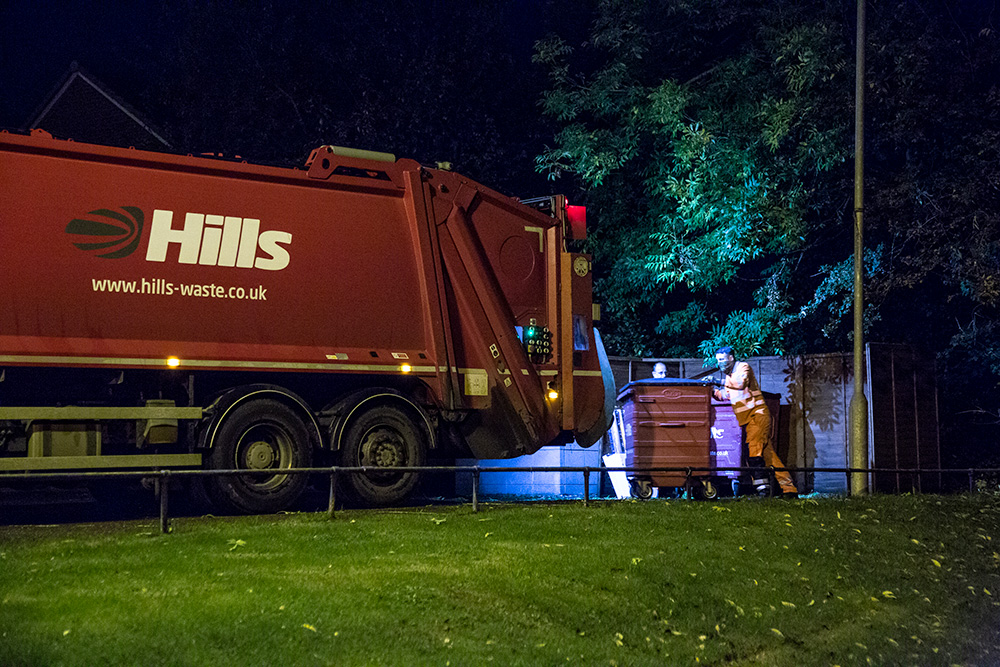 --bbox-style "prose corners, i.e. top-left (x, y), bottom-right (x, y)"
top-left (630, 479), bottom-right (653, 500)
top-left (694, 479), bottom-right (719, 501)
